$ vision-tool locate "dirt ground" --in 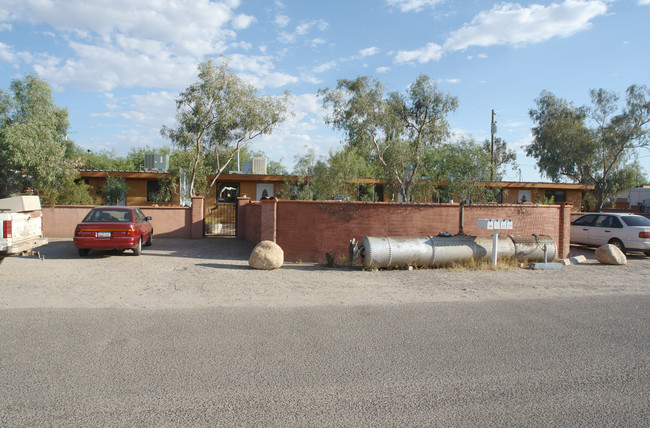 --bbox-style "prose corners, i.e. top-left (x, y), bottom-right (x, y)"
top-left (0, 237), bottom-right (648, 309)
